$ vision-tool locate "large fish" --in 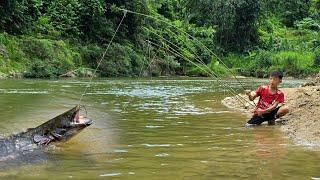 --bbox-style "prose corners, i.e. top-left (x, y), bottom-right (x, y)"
top-left (0, 106), bottom-right (93, 164)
